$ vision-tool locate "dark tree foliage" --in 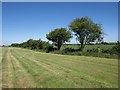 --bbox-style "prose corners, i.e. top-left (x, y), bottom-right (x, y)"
top-left (69, 16), bottom-right (103, 51)
top-left (112, 41), bottom-right (120, 53)
top-left (46, 45), bottom-right (55, 53)
top-left (11, 39), bottom-right (51, 50)
top-left (11, 43), bottom-right (20, 47)
top-left (46, 28), bottom-right (72, 50)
